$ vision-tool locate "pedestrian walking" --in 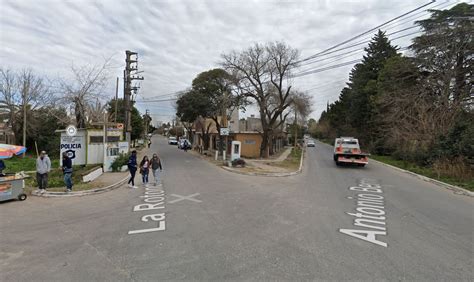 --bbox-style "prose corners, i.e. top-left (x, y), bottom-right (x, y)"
top-left (148, 139), bottom-right (152, 148)
top-left (61, 152), bottom-right (73, 192)
top-left (36, 151), bottom-right (51, 193)
top-left (127, 150), bottom-right (138, 189)
top-left (183, 140), bottom-right (189, 152)
top-left (140, 155), bottom-right (150, 186)
top-left (150, 153), bottom-right (163, 186)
